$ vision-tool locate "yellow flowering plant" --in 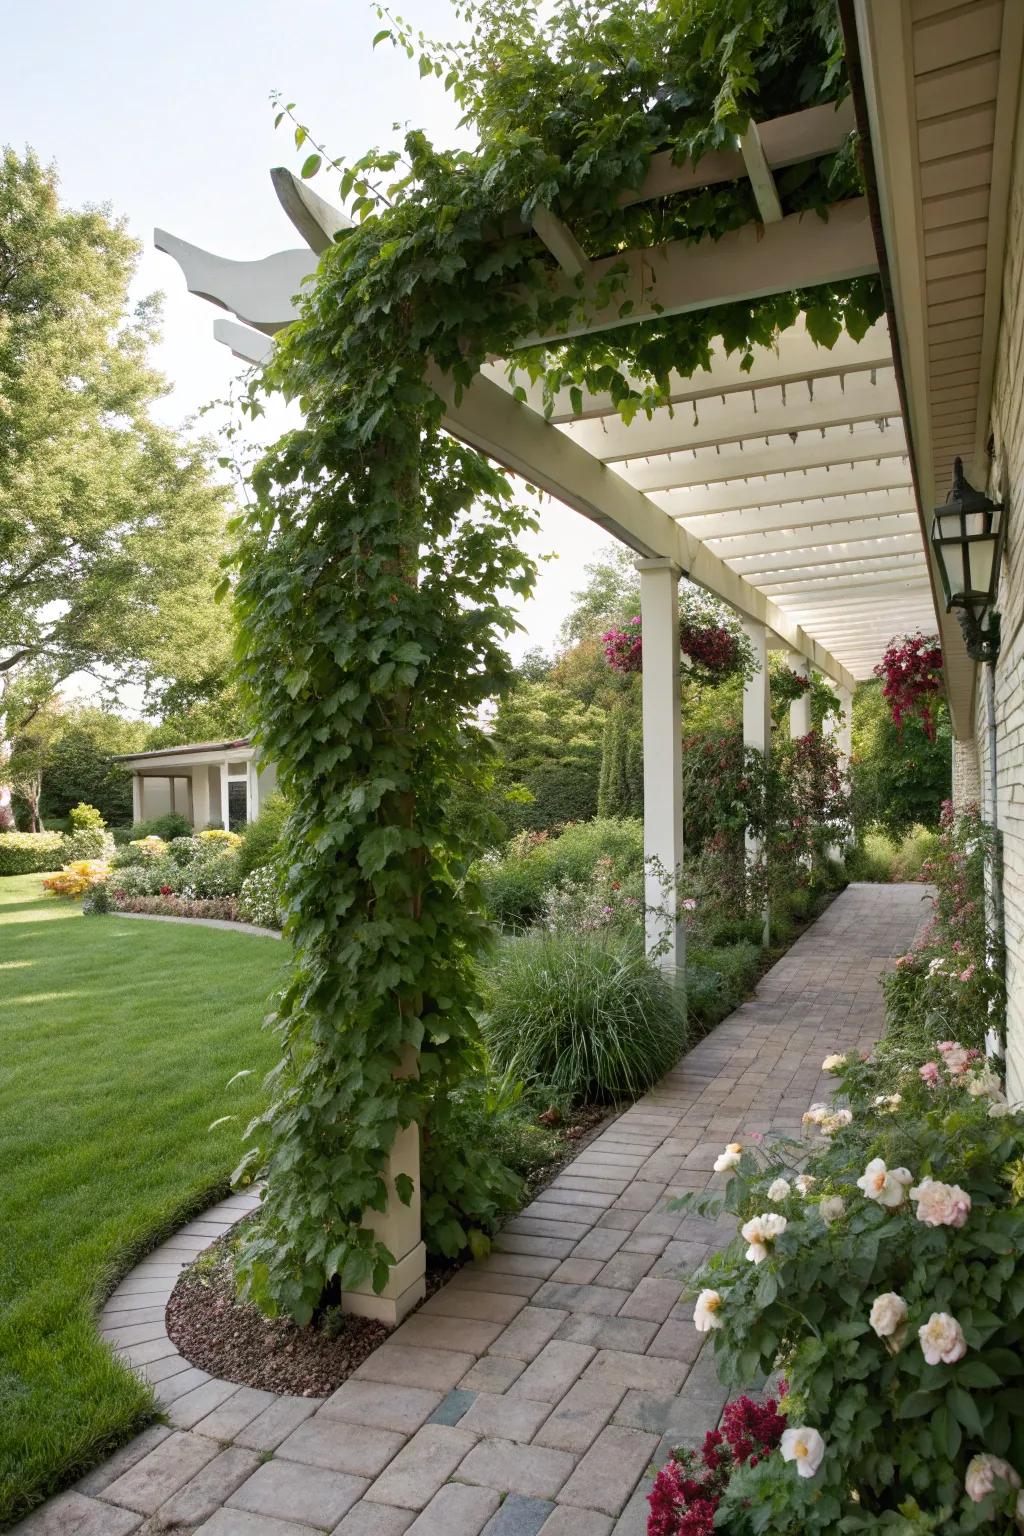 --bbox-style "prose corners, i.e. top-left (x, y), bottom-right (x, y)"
top-left (42, 861), bottom-right (110, 899)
